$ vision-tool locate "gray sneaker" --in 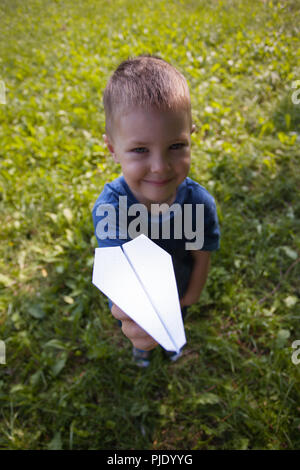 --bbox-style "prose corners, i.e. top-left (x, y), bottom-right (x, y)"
top-left (164, 349), bottom-right (183, 362)
top-left (132, 347), bottom-right (151, 368)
